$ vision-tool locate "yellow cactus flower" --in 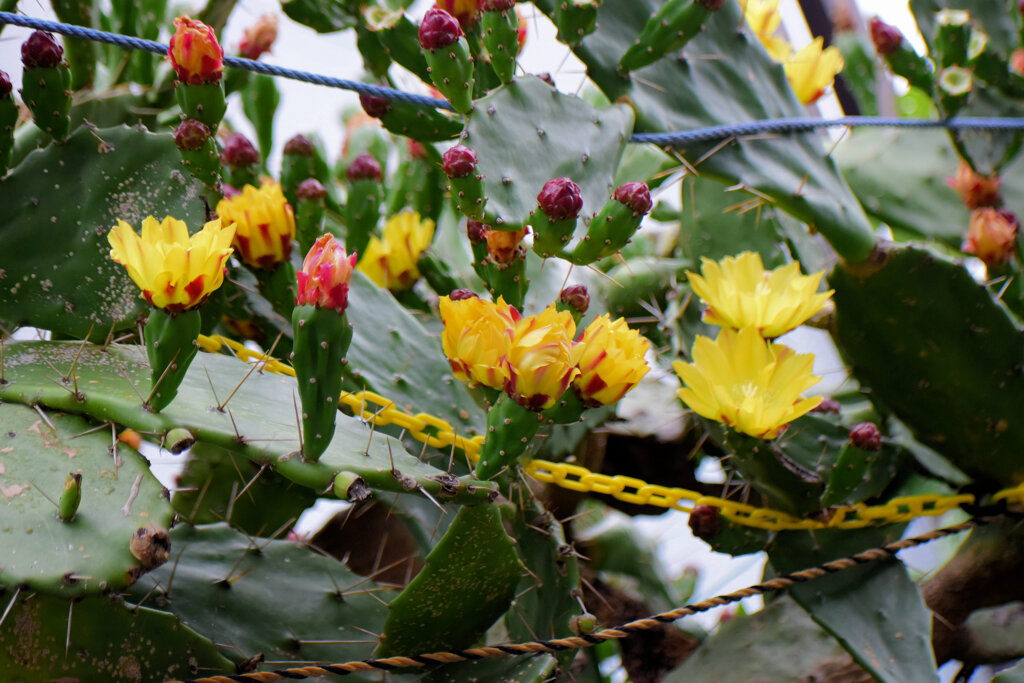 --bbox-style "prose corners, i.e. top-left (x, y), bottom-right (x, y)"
top-left (687, 251), bottom-right (832, 338)
top-left (358, 211), bottom-right (435, 290)
top-left (505, 305), bottom-right (579, 411)
top-left (107, 216), bottom-right (235, 313)
top-left (573, 314), bottom-right (651, 406)
top-left (741, 0), bottom-right (792, 61)
top-left (784, 37), bottom-right (844, 104)
top-left (673, 326), bottom-right (822, 439)
top-left (216, 181), bottom-right (296, 269)
top-left (440, 293), bottom-right (519, 389)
